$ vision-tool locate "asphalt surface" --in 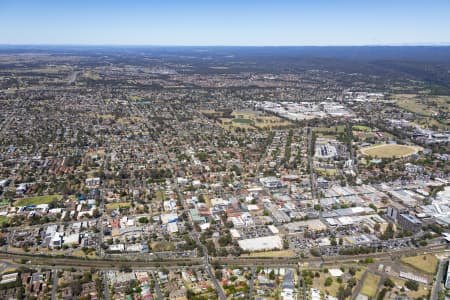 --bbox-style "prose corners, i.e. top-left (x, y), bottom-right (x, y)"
top-left (151, 272), bottom-right (164, 300)
top-left (352, 269), bottom-right (368, 299)
top-left (102, 271), bottom-right (111, 300)
top-left (51, 270), bottom-right (58, 300)
top-left (431, 258), bottom-right (447, 300)
top-left (248, 266), bottom-right (256, 300)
